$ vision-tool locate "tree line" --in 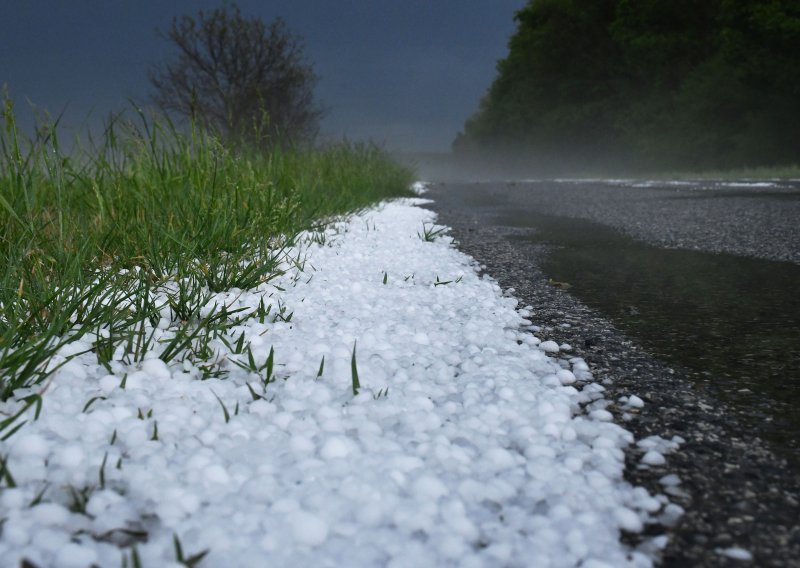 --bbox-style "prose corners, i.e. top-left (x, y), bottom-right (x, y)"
top-left (454, 0), bottom-right (800, 173)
